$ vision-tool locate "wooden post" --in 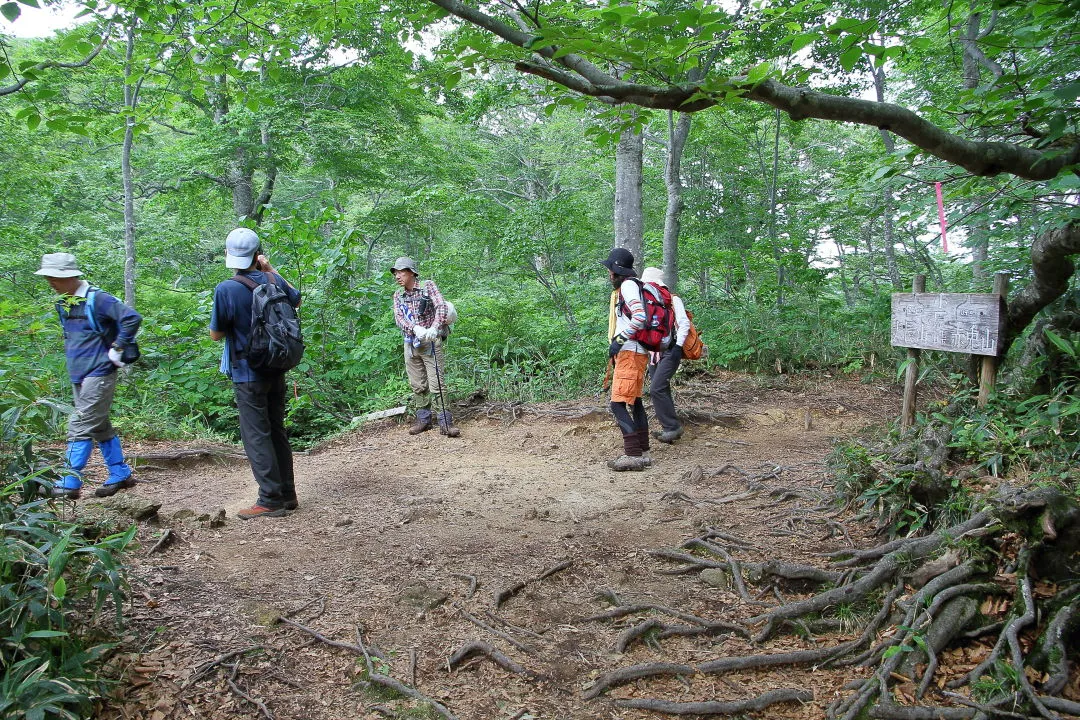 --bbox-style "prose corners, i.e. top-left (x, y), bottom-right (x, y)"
top-left (901, 275), bottom-right (925, 429)
top-left (977, 272), bottom-right (1009, 407)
